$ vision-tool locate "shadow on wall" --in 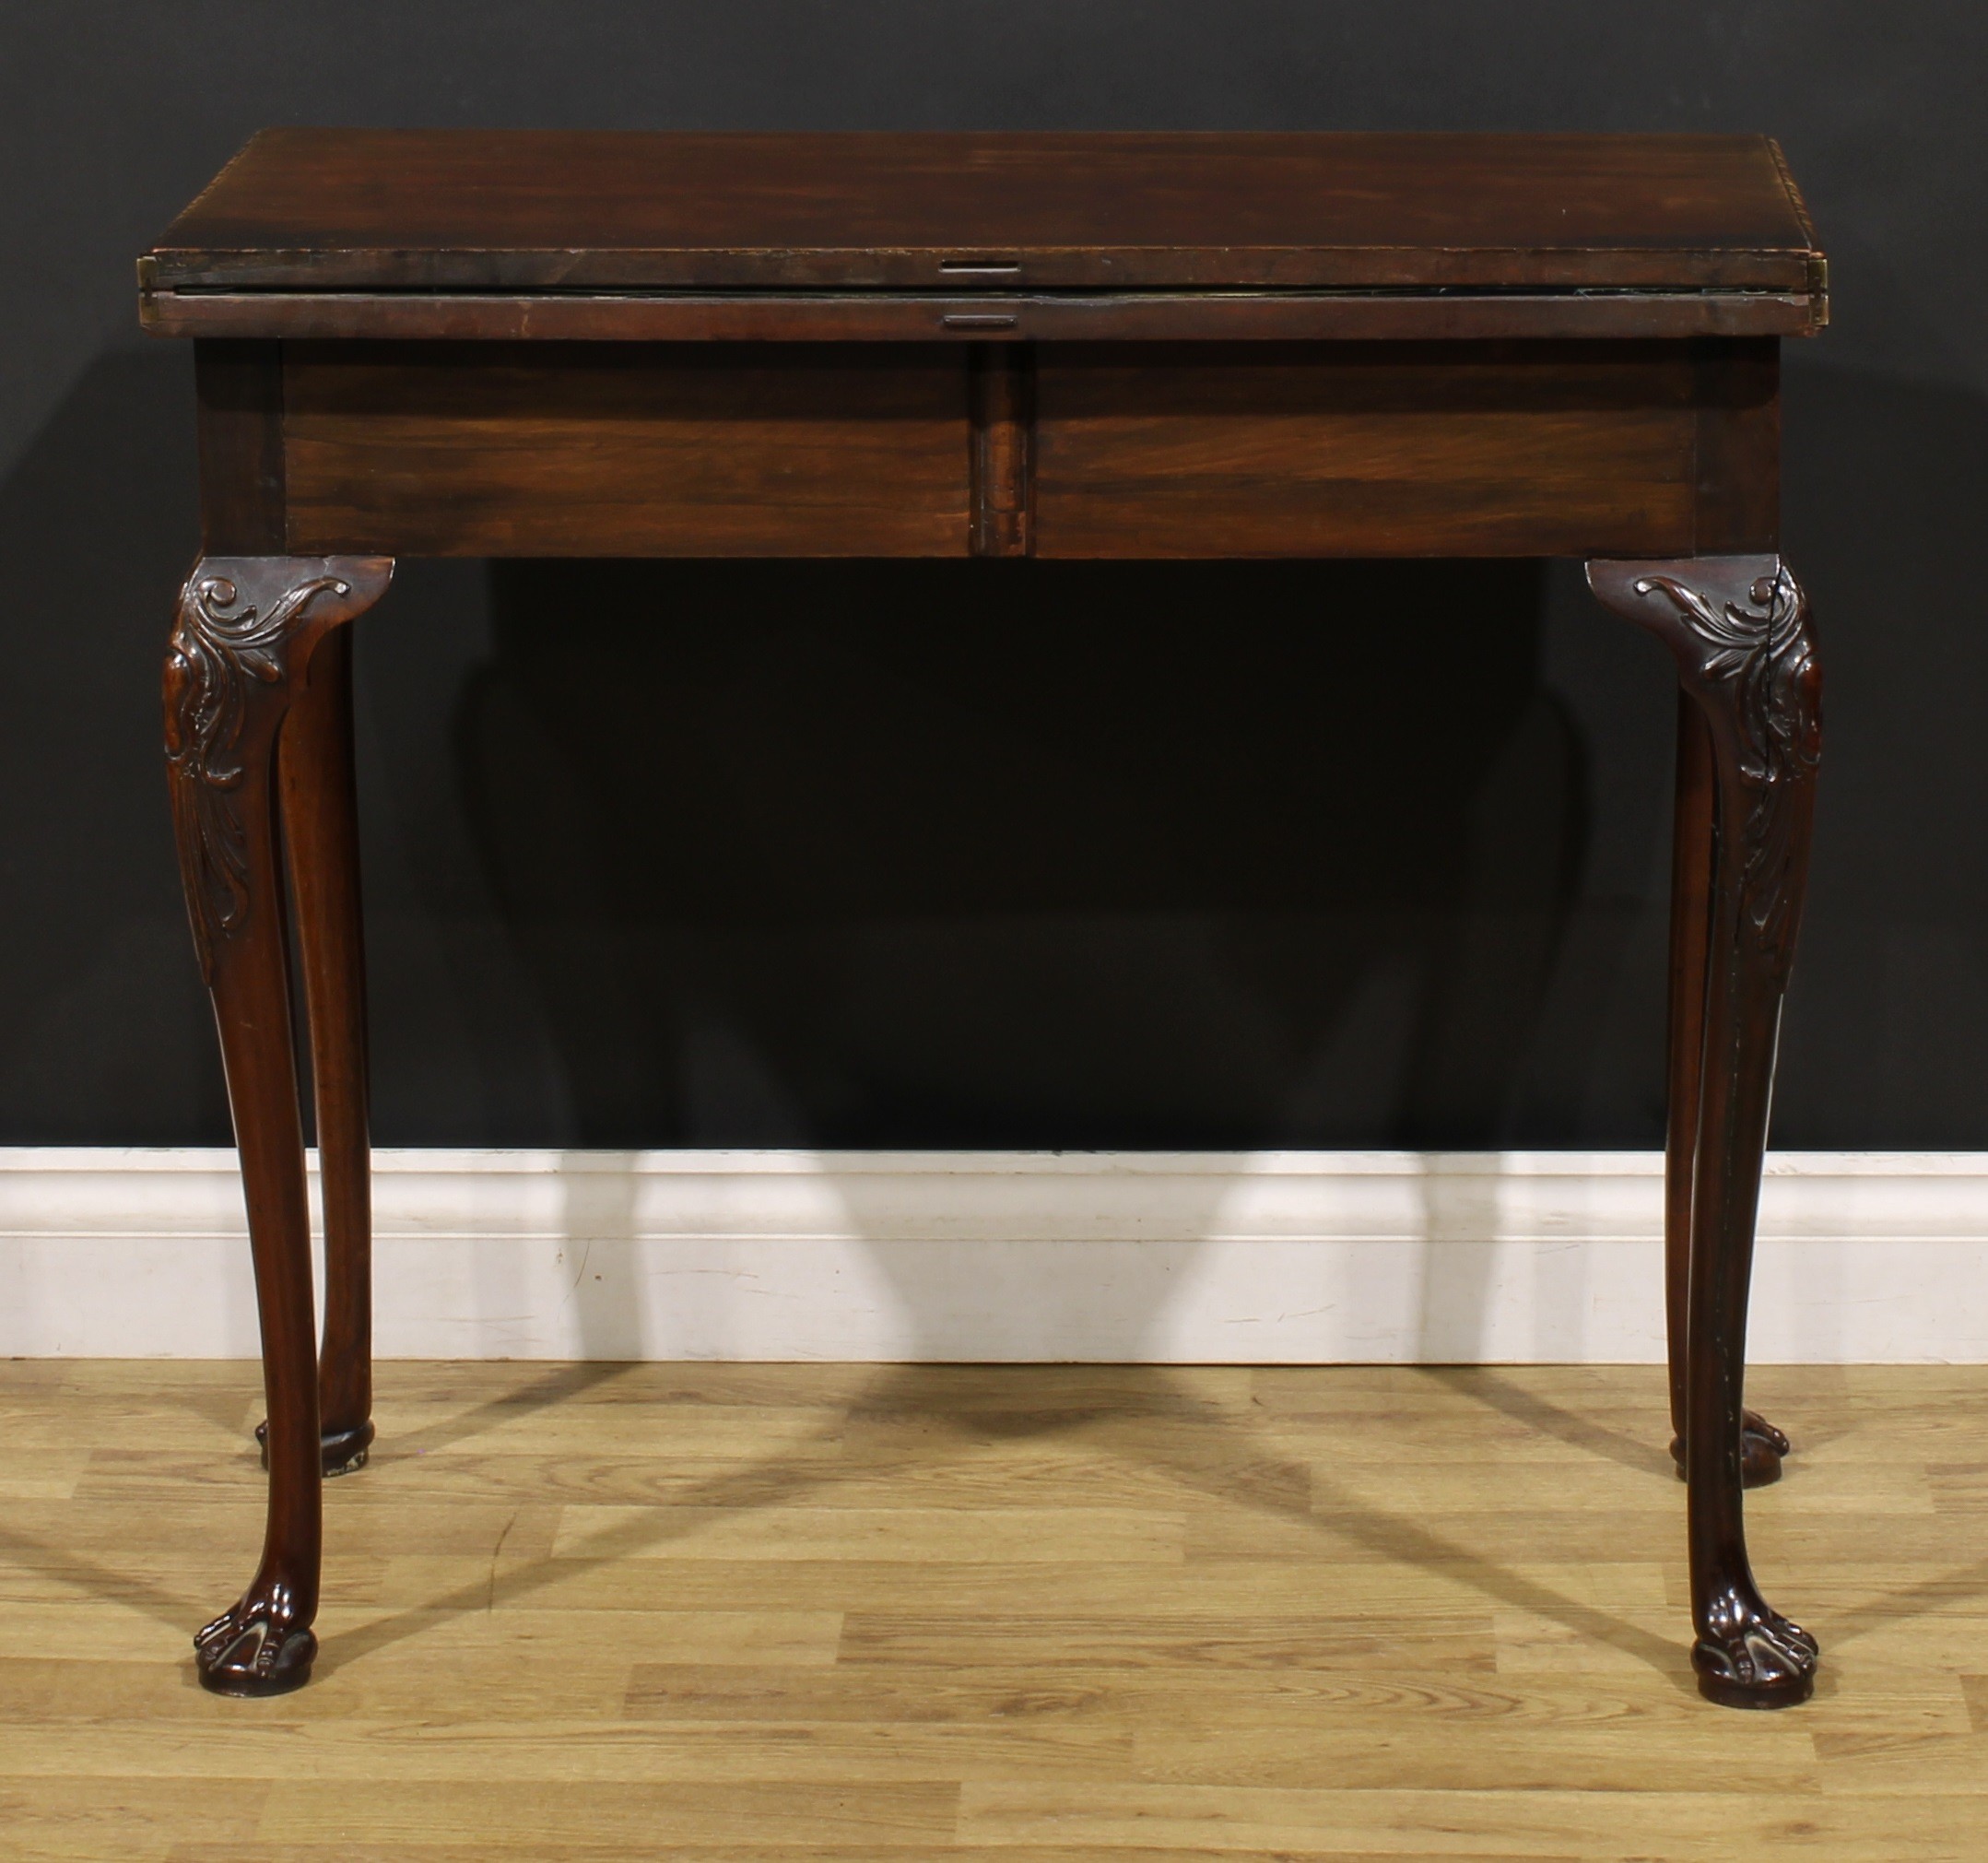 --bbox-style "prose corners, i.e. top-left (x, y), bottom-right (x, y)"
top-left (453, 555), bottom-right (1588, 1152)
top-left (3, 346), bottom-right (1987, 1152)
top-left (532, 1148), bottom-right (1600, 1372)
top-left (363, 358), bottom-right (1988, 1156)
